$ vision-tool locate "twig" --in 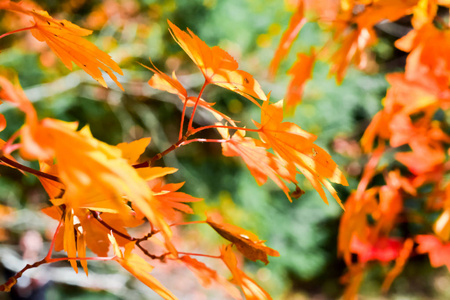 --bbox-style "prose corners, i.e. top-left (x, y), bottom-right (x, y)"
top-left (0, 156), bottom-right (61, 183)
